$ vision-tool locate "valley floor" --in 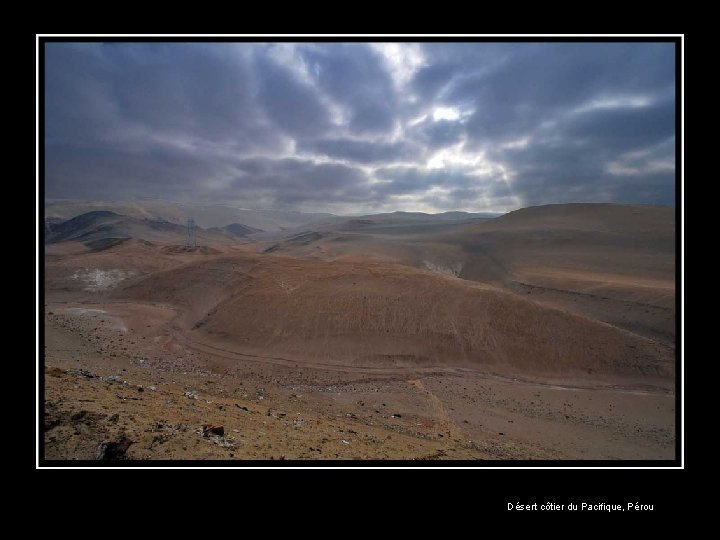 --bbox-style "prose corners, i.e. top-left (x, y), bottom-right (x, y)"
top-left (43, 300), bottom-right (675, 461)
